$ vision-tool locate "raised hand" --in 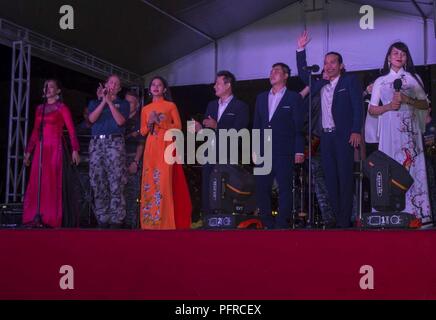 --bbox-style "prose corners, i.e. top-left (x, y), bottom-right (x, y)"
top-left (297, 30), bottom-right (311, 50)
